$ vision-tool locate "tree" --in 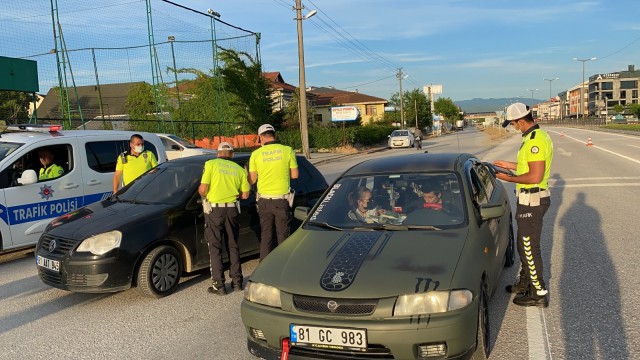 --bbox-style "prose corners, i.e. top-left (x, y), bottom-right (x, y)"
top-left (218, 48), bottom-right (273, 131)
top-left (0, 91), bottom-right (31, 122)
top-left (387, 88), bottom-right (432, 129)
top-left (434, 97), bottom-right (461, 125)
top-left (627, 103), bottom-right (640, 118)
top-left (612, 104), bottom-right (625, 115)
